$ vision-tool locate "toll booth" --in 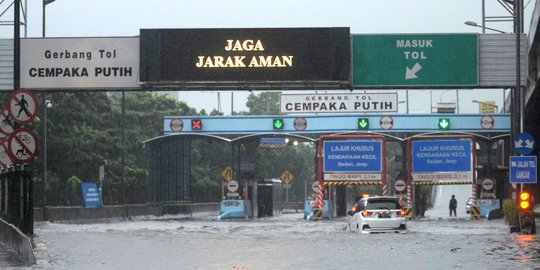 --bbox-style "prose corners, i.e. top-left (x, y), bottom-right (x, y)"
top-left (219, 179), bottom-right (282, 220)
top-left (252, 178), bottom-right (283, 218)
